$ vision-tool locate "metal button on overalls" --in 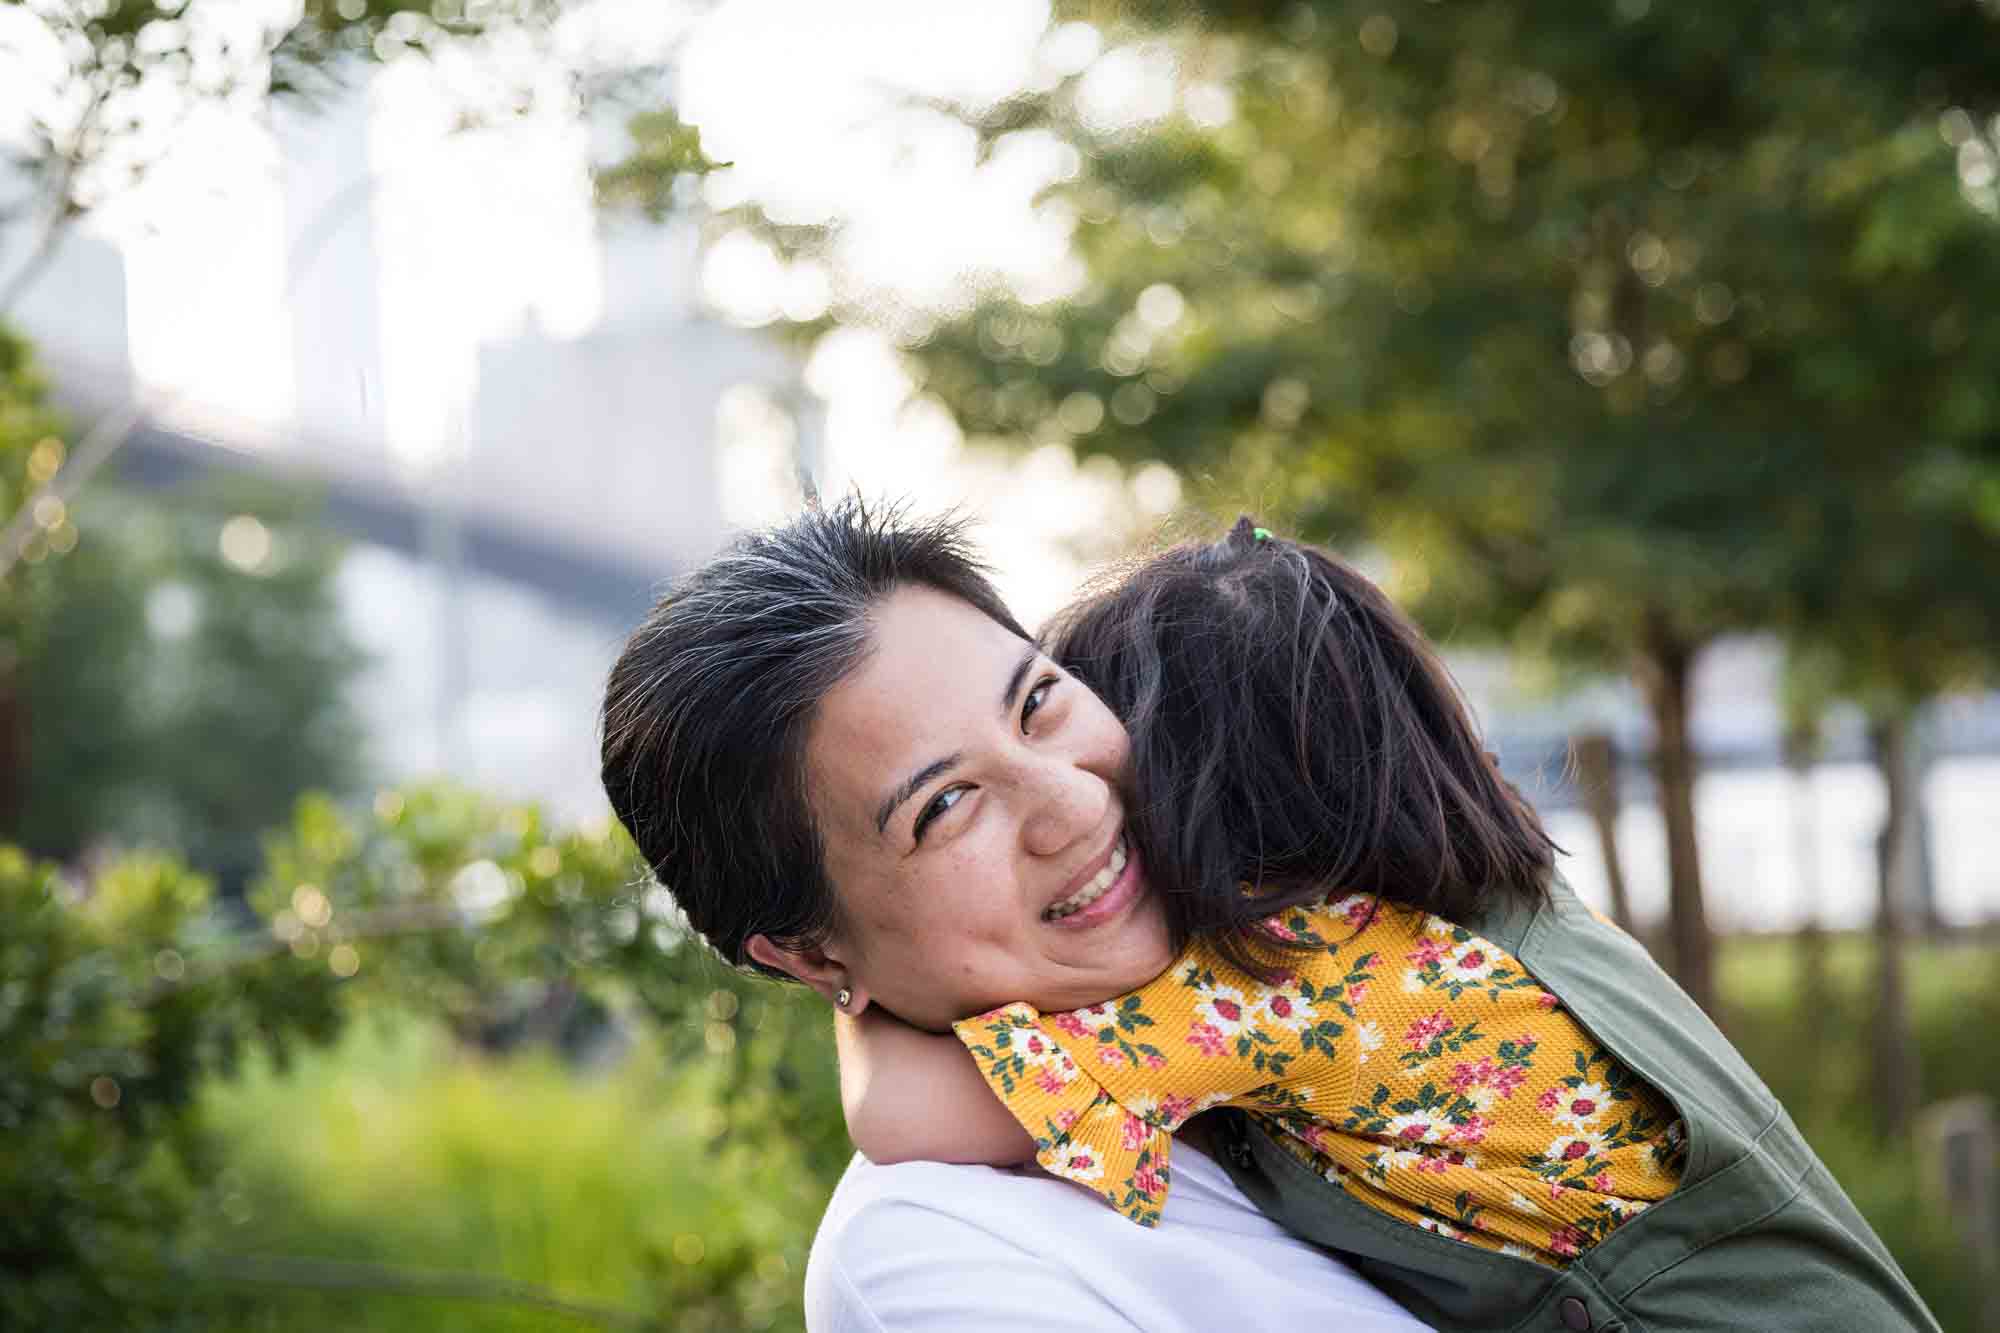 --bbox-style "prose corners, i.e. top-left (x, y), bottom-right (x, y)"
top-left (1558, 1296), bottom-right (1591, 1331)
